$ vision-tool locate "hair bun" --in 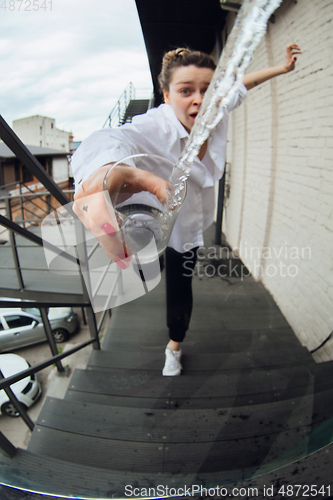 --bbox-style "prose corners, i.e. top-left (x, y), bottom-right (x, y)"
top-left (162, 48), bottom-right (190, 68)
top-left (175, 48), bottom-right (191, 58)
